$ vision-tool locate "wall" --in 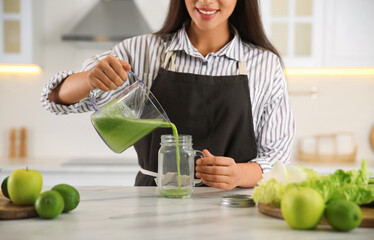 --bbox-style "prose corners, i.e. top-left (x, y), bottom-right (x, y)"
top-left (0, 0), bottom-right (169, 163)
top-left (0, 0), bottom-right (373, 165)
top-left (288, 76), bottom-right (374, 163)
